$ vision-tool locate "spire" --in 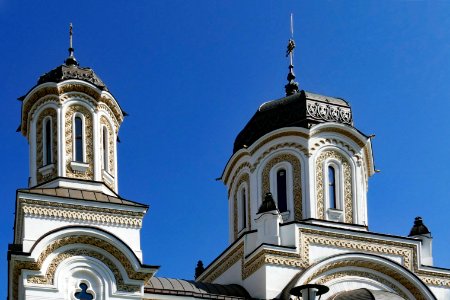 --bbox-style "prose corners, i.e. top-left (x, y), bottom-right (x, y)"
top-left (65, 23), bottom-right (79, 66)
top-left (285, 13), bottom-right (299, 96)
